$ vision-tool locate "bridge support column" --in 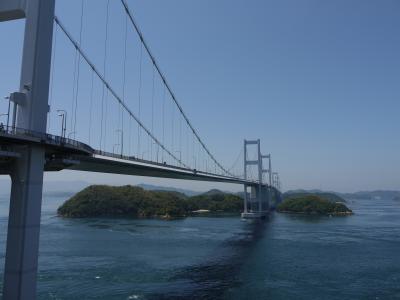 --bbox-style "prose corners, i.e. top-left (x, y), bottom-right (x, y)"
top-left (1, 0), bottom-right (55, 299)
top-left (243, 184), bottom-right (248, 213)
top-left (4, 146), bottom-right (45, 299)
